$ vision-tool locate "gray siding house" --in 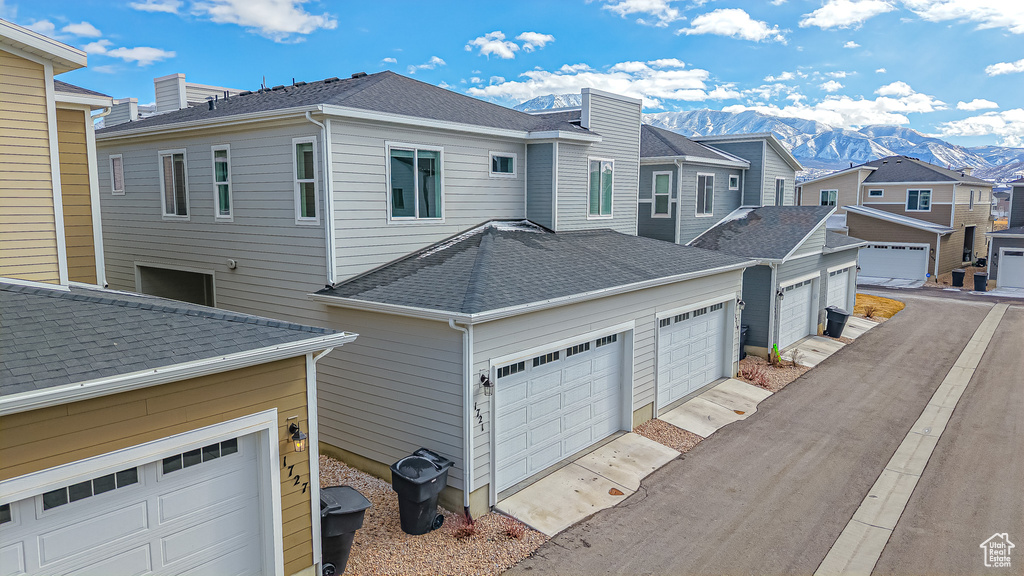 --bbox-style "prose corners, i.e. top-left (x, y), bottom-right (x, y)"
top-left (986, 177), bottom-right (1024, 288)
top-left (95, 72), bottom-right (753, 515)
top-left (693, 133), bottom-right (802, 207)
